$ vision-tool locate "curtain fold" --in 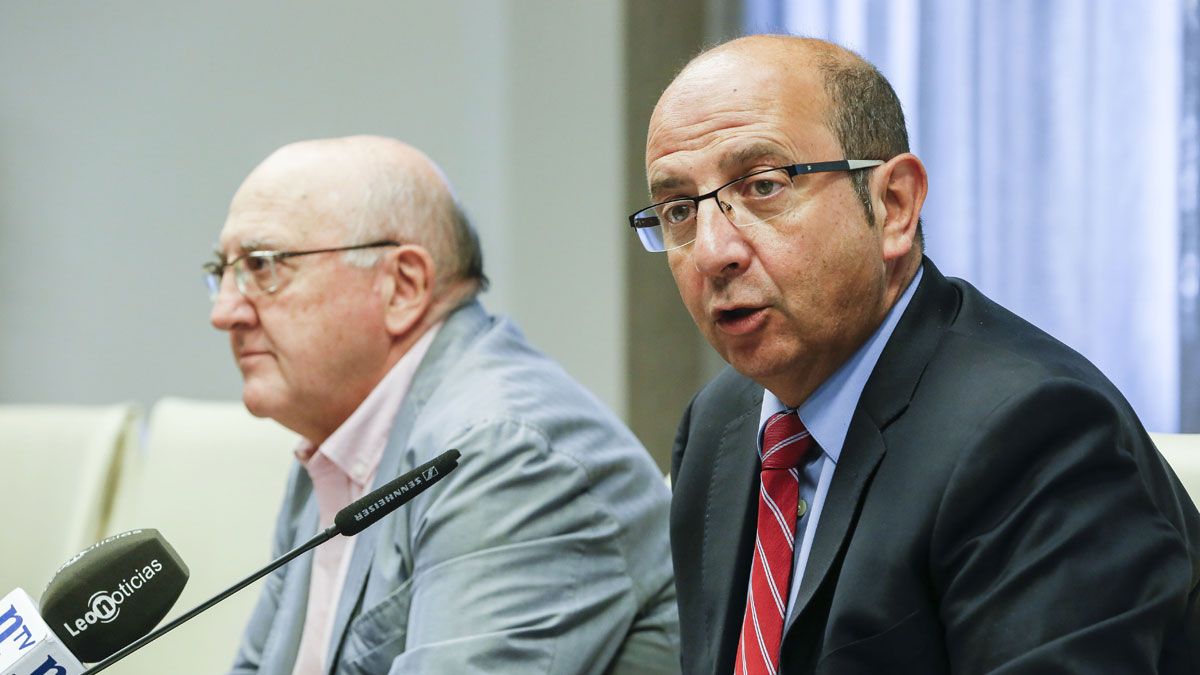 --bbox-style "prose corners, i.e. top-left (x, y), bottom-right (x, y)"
top-left (1182, 0), bottom-right (1200, 431)
top-left (742, 0), bottom-right (1191, 431)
